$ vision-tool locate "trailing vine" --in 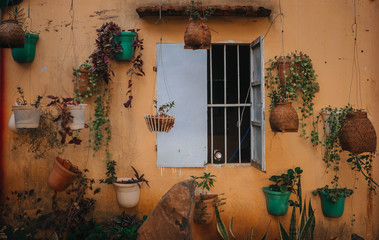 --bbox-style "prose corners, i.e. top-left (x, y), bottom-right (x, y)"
top-left (265, 52), bottom-right (319, 137)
